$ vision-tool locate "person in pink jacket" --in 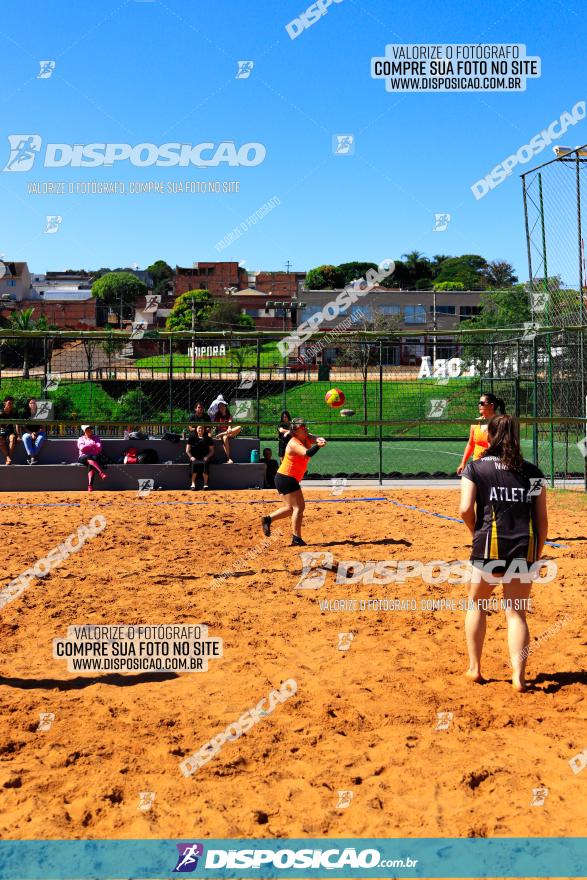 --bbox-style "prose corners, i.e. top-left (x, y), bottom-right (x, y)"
top-left (77, 425), bottom-right (107, 492)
